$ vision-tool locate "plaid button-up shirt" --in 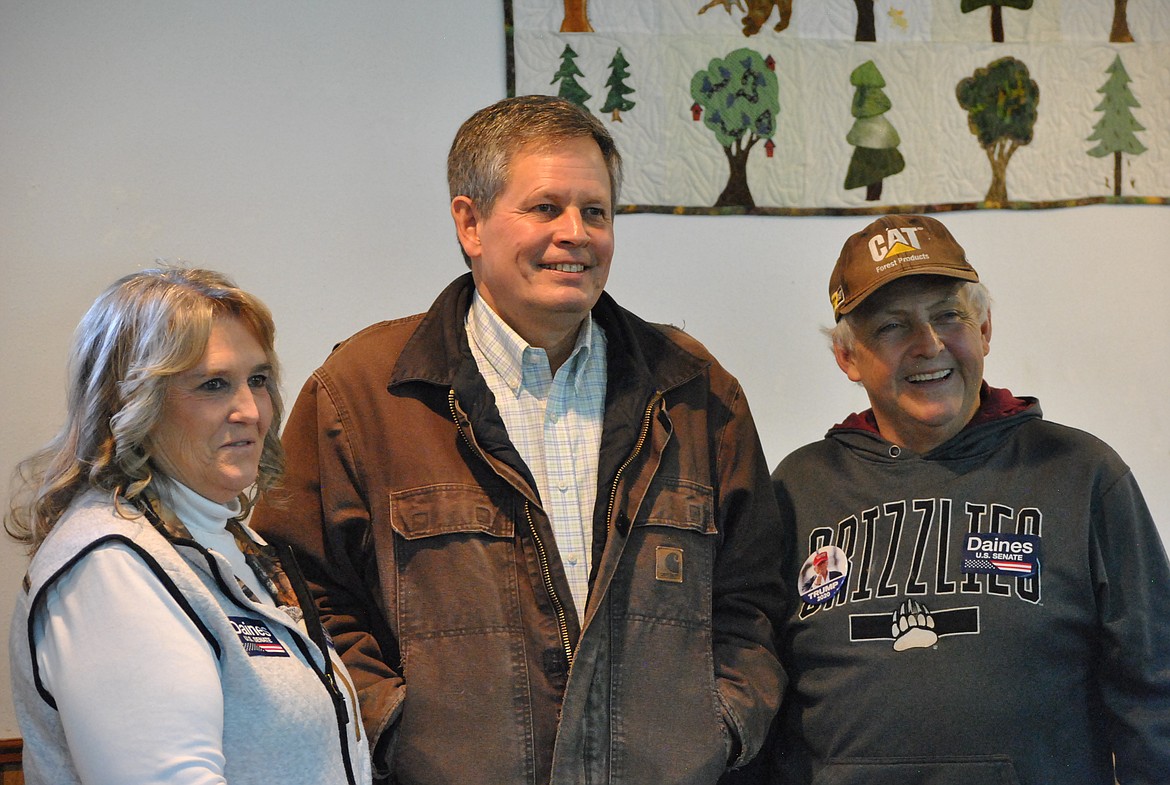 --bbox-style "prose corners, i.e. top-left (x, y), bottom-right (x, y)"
top-left (466, 291), bottom-right (607, 623)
